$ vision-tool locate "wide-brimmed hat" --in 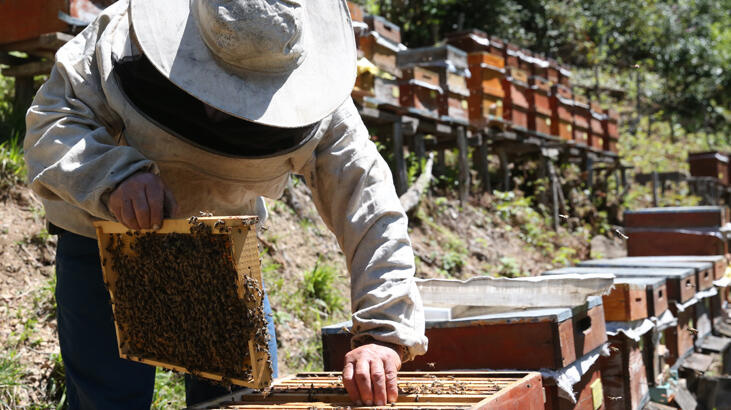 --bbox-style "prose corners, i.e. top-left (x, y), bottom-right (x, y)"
top-left (130, 0), bottom-right (356, 128)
